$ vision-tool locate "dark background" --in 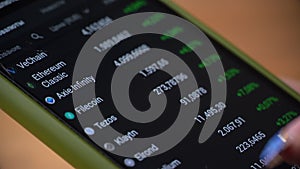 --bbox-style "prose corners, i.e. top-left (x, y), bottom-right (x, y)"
top-left (1, 0), bottom-right (300, 168)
